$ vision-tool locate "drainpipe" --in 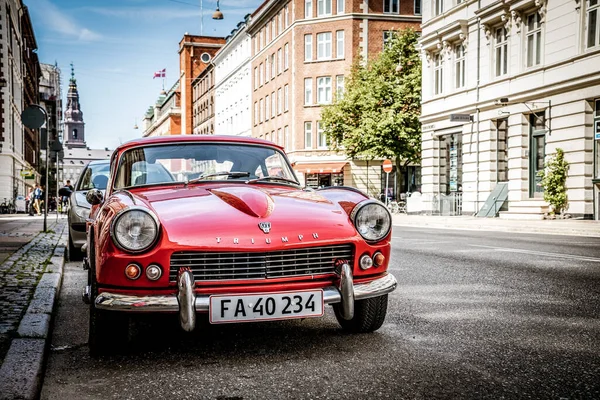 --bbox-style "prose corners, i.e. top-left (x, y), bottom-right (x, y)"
top-left (475, 1), bottom-right (482, 215)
